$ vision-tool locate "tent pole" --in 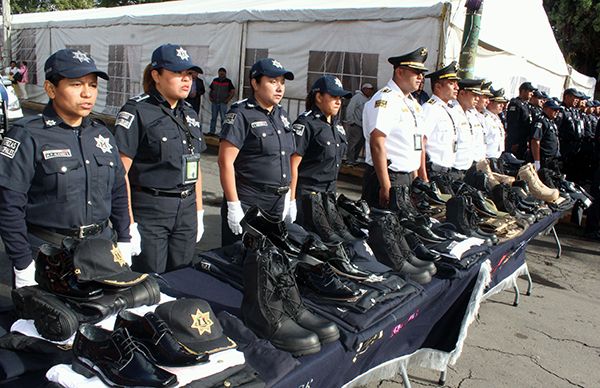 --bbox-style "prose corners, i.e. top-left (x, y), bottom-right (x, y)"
top-left (458, 0), bottom-right (484, 79)
top-left (237, 21), bottom-right (248, 101)
top-left (436, 2), bottom-right (451, 69)
top-left (2, 0), bottom-right (11, 66)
